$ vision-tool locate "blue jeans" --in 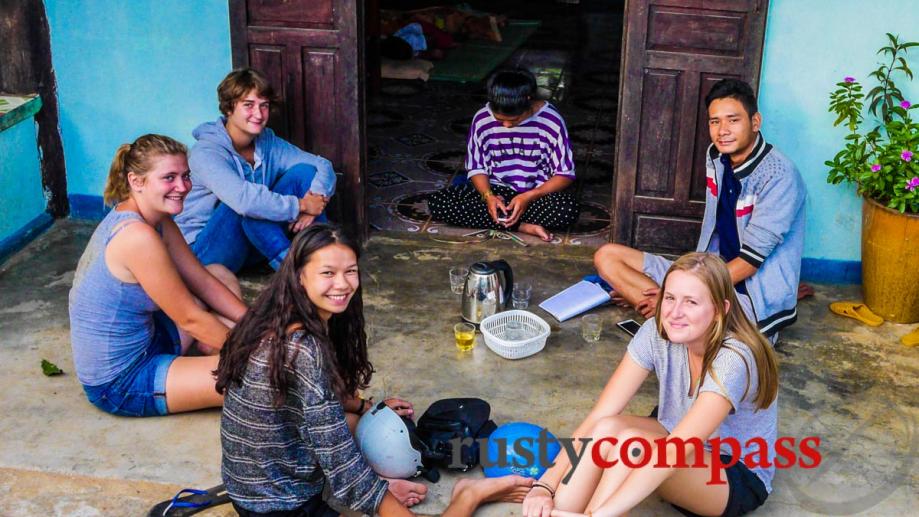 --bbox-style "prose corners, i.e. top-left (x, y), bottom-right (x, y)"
top-left (190, 164), bottom-right (327, 272)
top-left (82, 311), bottom-right (181, 417)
